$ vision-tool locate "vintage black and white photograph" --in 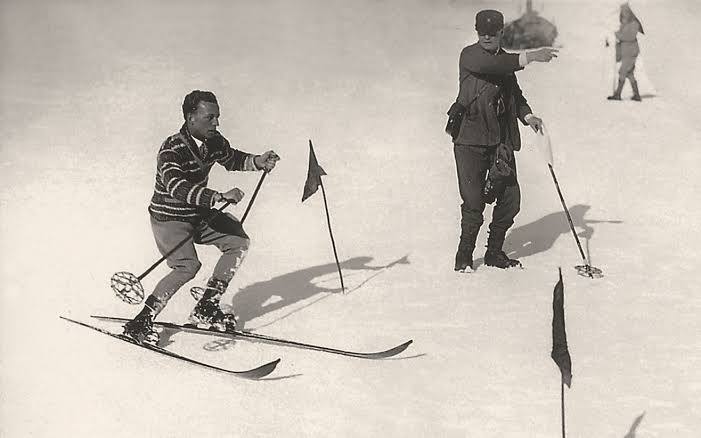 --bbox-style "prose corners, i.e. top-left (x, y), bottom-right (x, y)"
top-left (1, 0), bottom-right (699, 436)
